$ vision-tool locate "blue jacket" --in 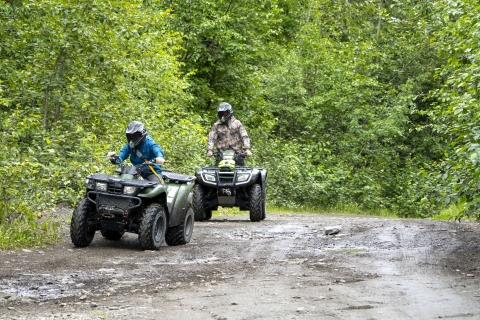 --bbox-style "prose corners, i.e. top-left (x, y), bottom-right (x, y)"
top-left (117, 135), bottom-right (165, 177)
